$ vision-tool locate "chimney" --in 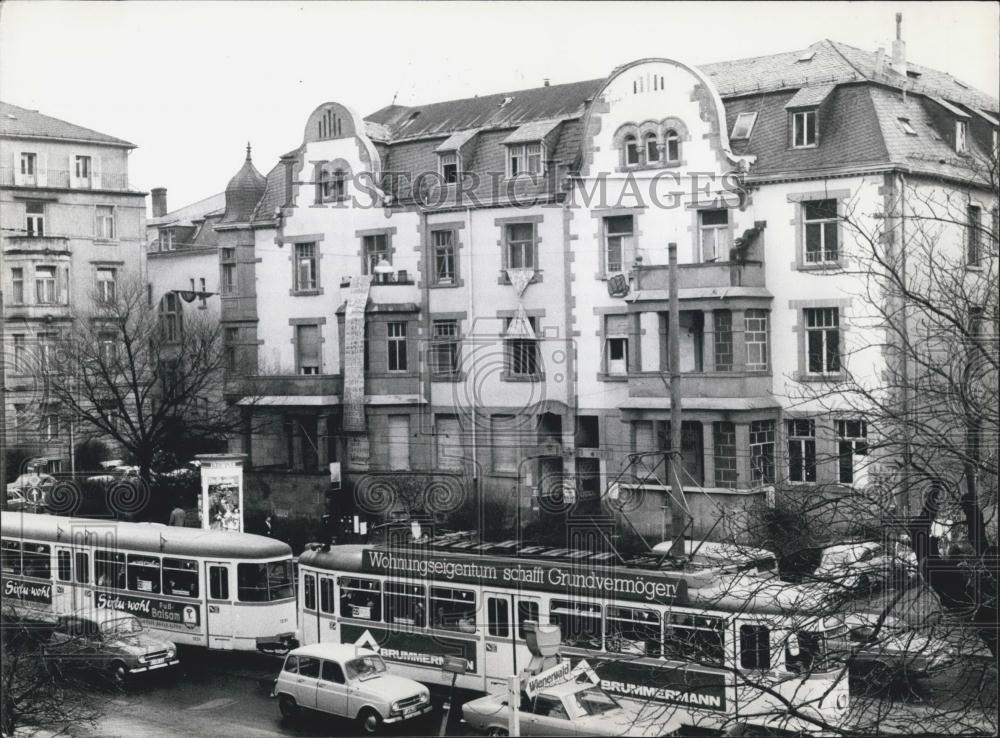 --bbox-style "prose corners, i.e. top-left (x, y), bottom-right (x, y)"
top-left (892, 12), bottom-right (907, 77)
top-left (543, 78), bottom-right (550, 87)
top-left (151, 187), bottom-right (168, 217)
top-left (874, 47), bottom-right (885, 76)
